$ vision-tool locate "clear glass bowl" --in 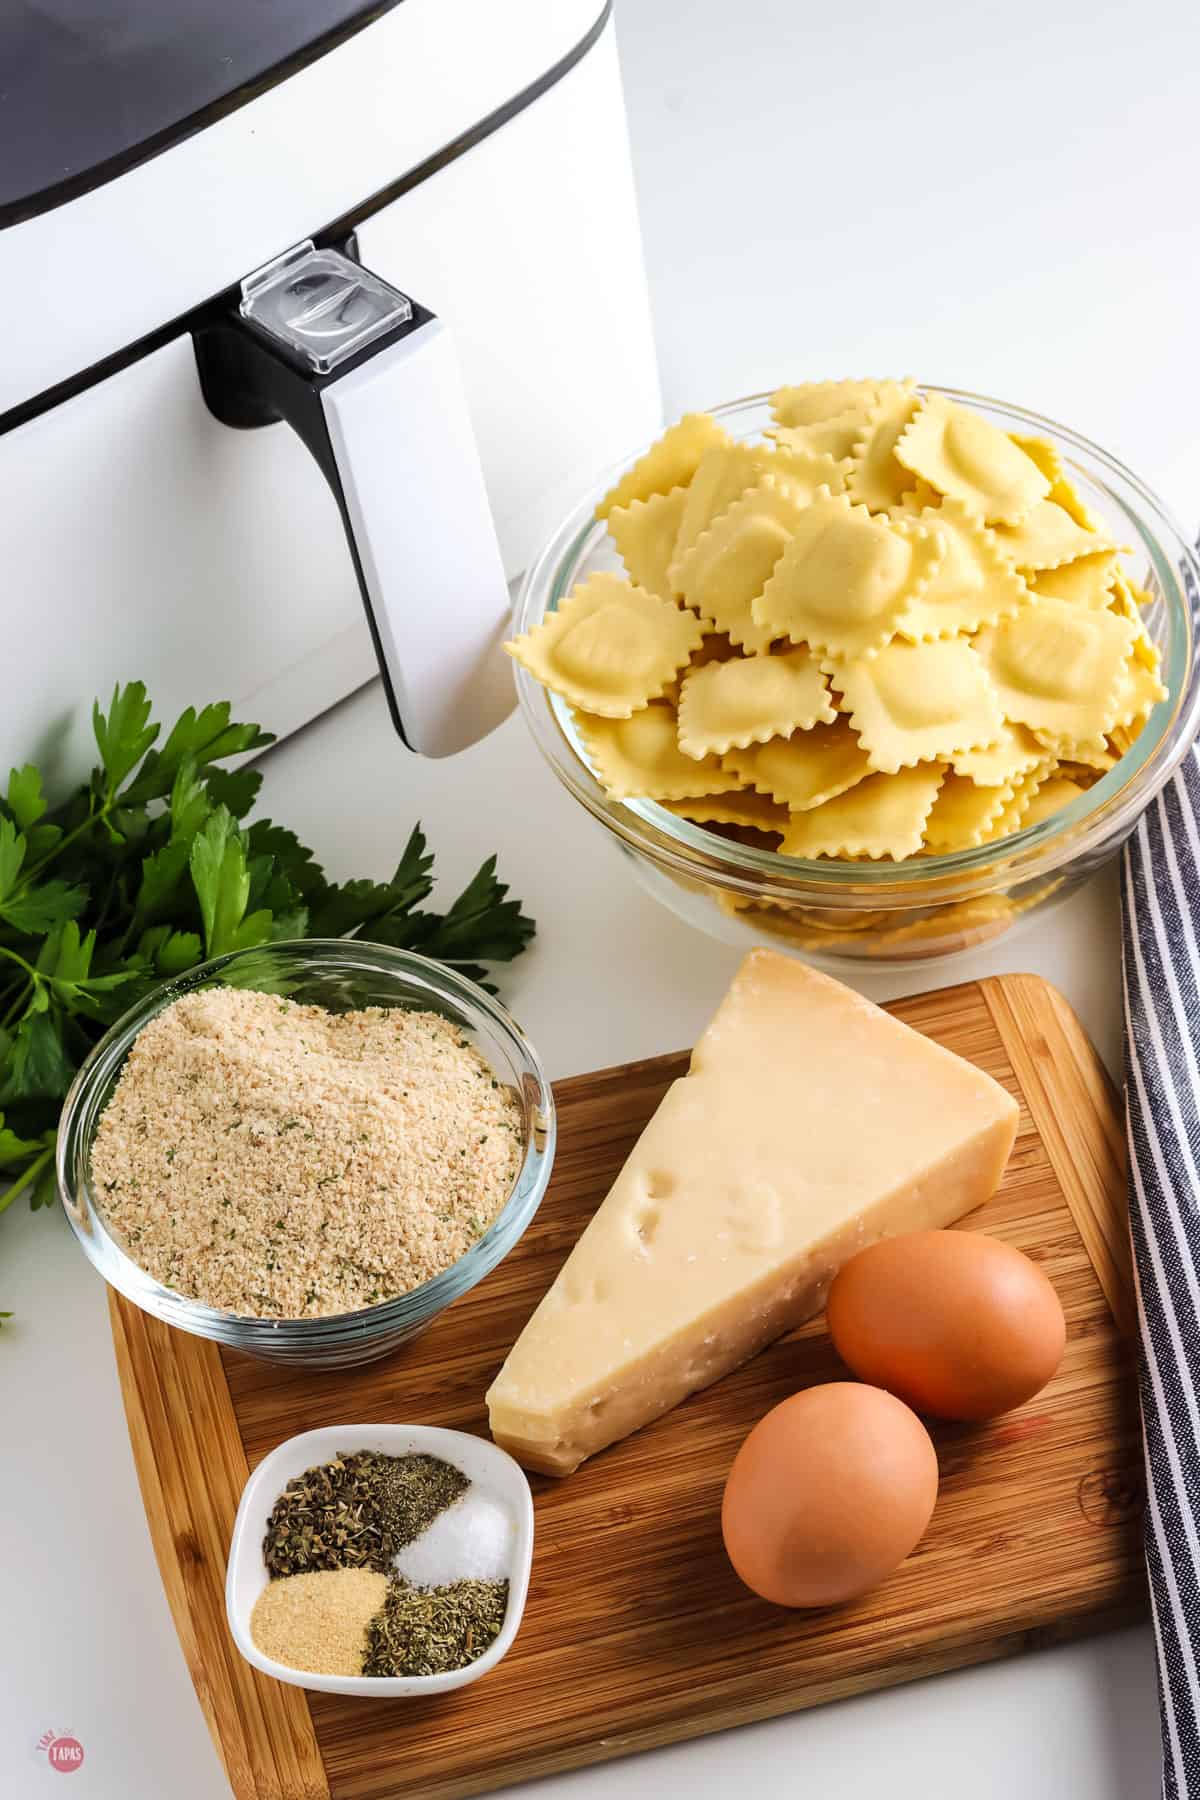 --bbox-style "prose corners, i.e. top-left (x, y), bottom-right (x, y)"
top-left (513, 386), bottom-right (1200, 969)
top-left (57, 941), bottom-right (555, 1368)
